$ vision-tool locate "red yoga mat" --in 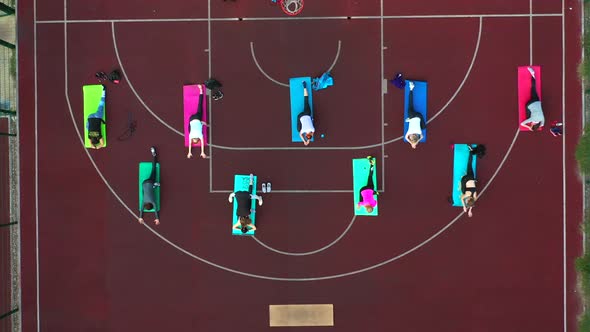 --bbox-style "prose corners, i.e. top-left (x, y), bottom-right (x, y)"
top-left (183, 84), bottom-right (207, 147)
top-left (517, 66), bottom-right (542, 131)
